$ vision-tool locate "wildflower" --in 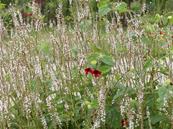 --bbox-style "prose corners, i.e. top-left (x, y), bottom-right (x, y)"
top-left (92, 69), bottom-right (101, 78)
top-left (84, 68), bottom-right (101, 78)
top-left (160, 31), bottom-right (164, 35)
top-left (85, 68), bottom-right (92, 75)
top-left (121, 119), bottom-right (128, 127)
